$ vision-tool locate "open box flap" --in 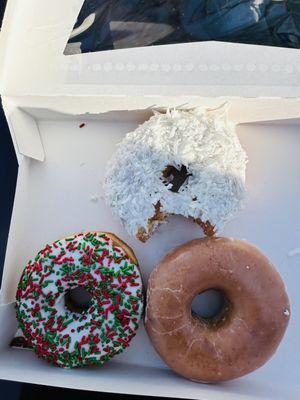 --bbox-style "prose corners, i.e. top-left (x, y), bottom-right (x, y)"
top-left (0, 0), bottom-right (300, 98)
top-left (3, 95), bottom-right (300, 124)
top-left (2, 97), bottom-right (45, 162)
top-left (1, 95), bottom-right (300, 160)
